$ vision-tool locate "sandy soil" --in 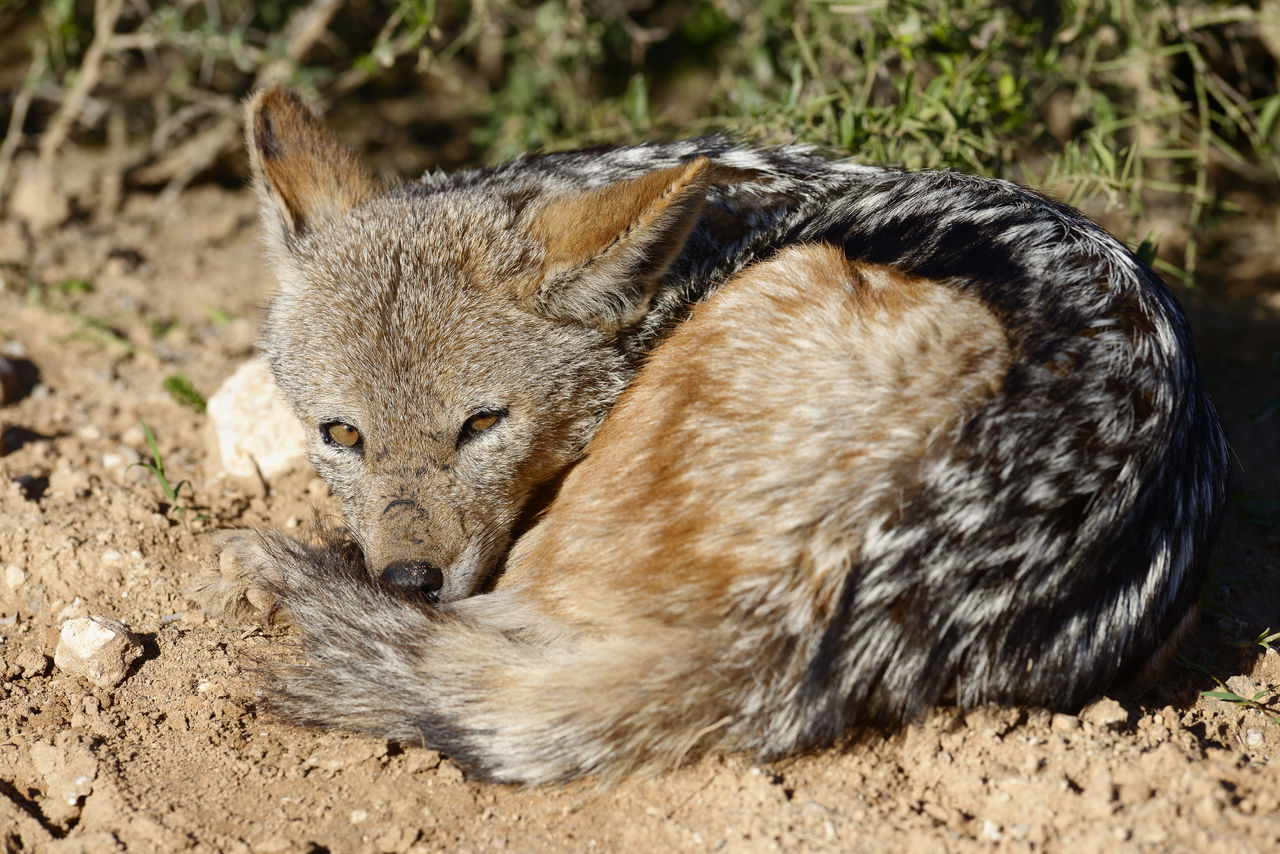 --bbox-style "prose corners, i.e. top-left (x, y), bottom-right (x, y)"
top-left (1, 167), bottom-right (1279, 853)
